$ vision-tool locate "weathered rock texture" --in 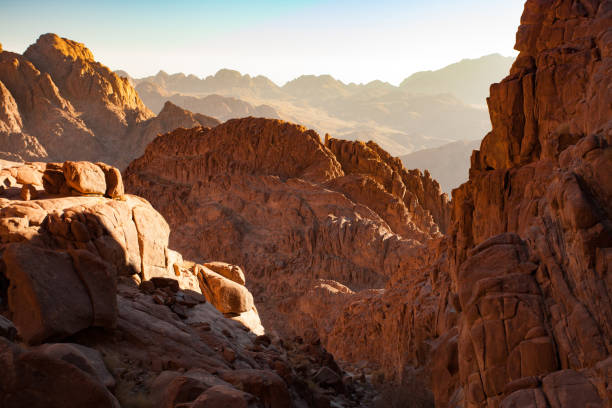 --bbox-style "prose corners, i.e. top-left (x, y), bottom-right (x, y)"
top-left (0, 34), bottom-right (219, 167)
top-left (124, 117), bottom-right (449, 345)
top-left (125, 1), bottom-right (612, 407)
top-left (0, 160), bottom-right (371, 407)
top-left (310, 1), bottom-right (612, 407)
top-left (442, 1), bottom-right (612, 406)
